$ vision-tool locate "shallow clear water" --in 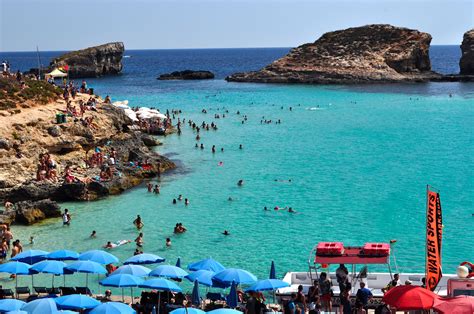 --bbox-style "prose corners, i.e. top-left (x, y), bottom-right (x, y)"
top-left (1, 48), bottom-right (473, 293)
